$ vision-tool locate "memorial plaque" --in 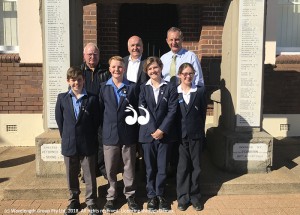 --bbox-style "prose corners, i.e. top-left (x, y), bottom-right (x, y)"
top-left (236, 0), bottom-right (265, 127)
top-left (41, 144), bottom-right (64, 161)
top-left (233, 143), bottom-right (268, 161)
top-left (44, 0), bottom-right (70, 128)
